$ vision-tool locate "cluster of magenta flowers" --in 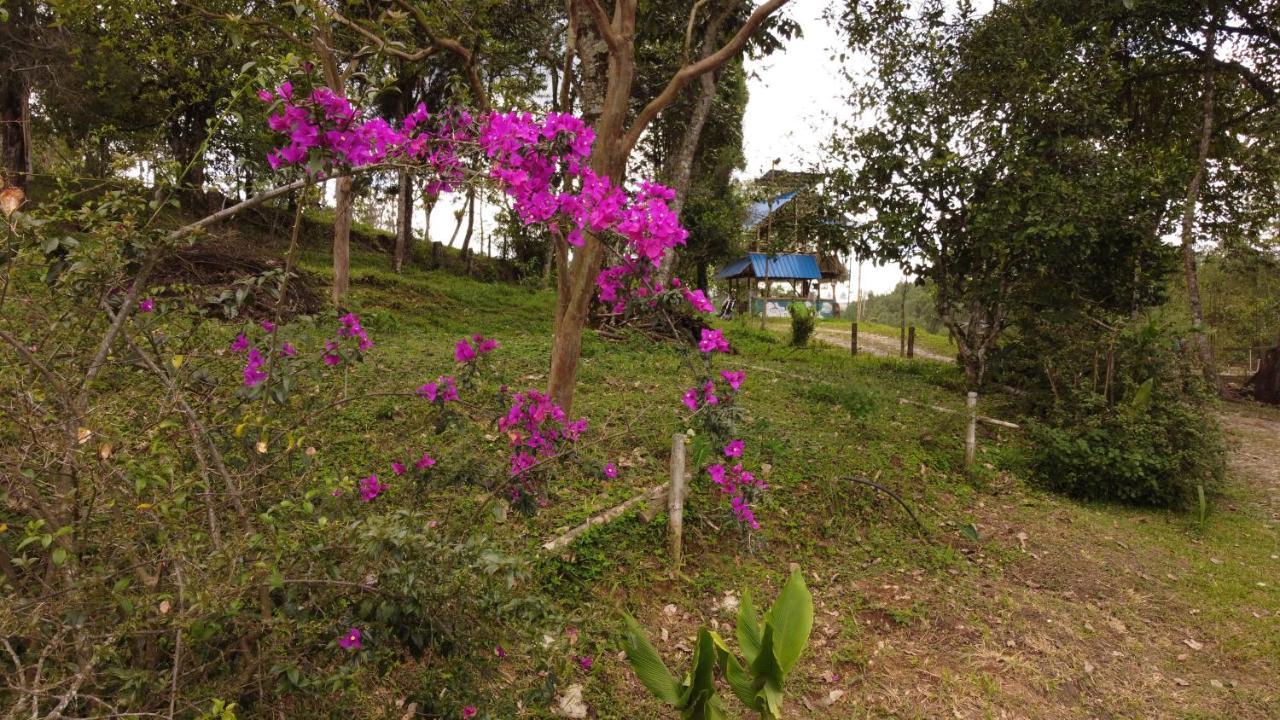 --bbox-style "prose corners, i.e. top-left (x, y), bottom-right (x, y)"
top-left (706, 446), bottom-right (767, 530)
top-left (228, 319), bottom-right (296, 388)
top-left (455, 334), bottom-right (499, 363)
top-left (416, 376), bottom-right (459, 404)
top-left (260, 77), bottom-right (706, 322)
top-left (498, 389), bottom-right (587, 501)
top-left (351, 451), bottom-right (435, 503)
